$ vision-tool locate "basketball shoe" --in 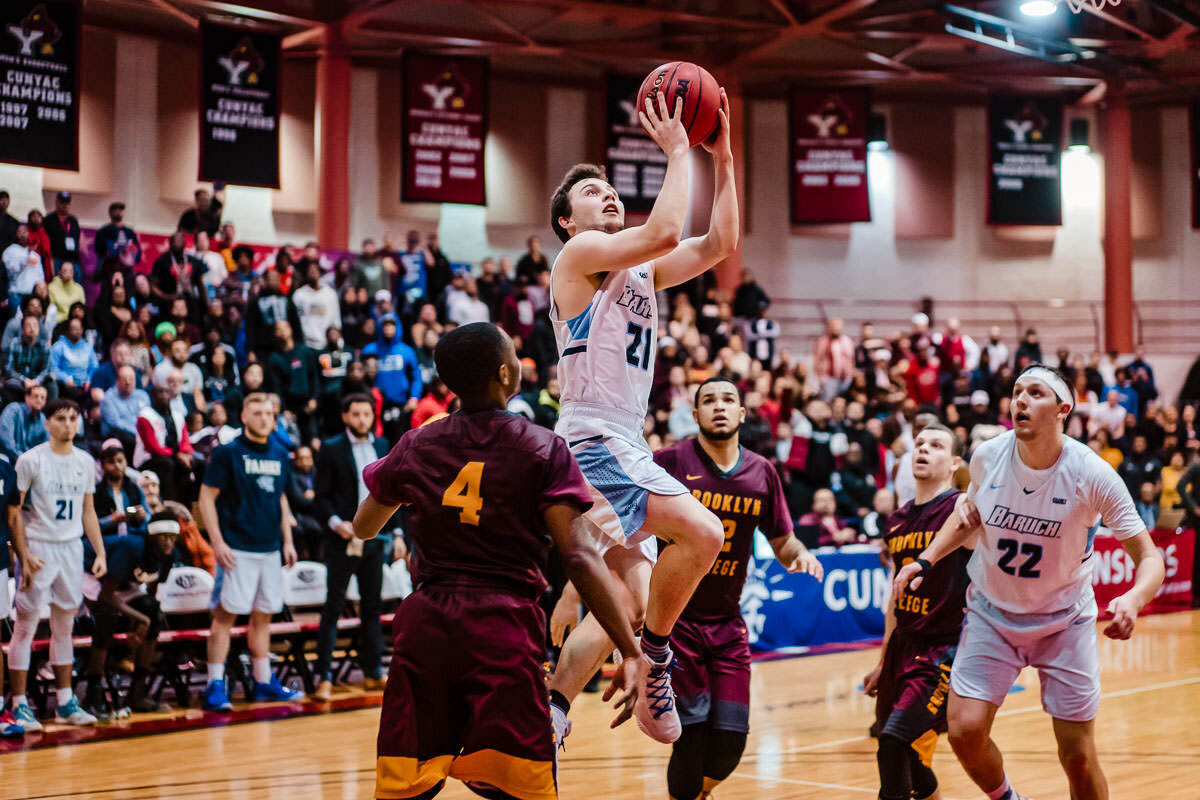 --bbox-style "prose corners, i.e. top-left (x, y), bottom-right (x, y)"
top-left (0, 711), bottom-right (25, 738)
top-left (634, 651), bottom-right (680, 743)
top-left (550, 701), bottom-right (572, 773)
top-left (11, 702), bottom-right (42, 732)
top-left (252, 676), bottom-right (304, 702)
top-left (203, 679), bottom-right (233, 712)
top-left (55, 696), bottom-right (98, 726)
